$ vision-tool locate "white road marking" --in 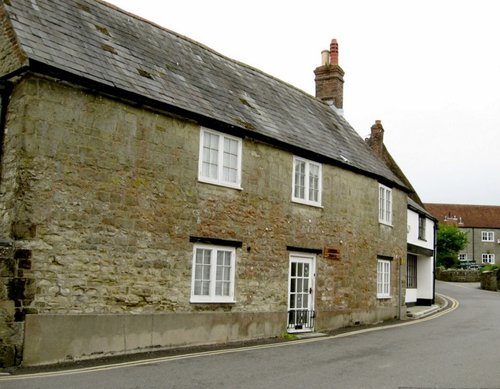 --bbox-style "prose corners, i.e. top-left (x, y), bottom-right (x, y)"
top-left (0, 293), bottom-right (458, 382)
